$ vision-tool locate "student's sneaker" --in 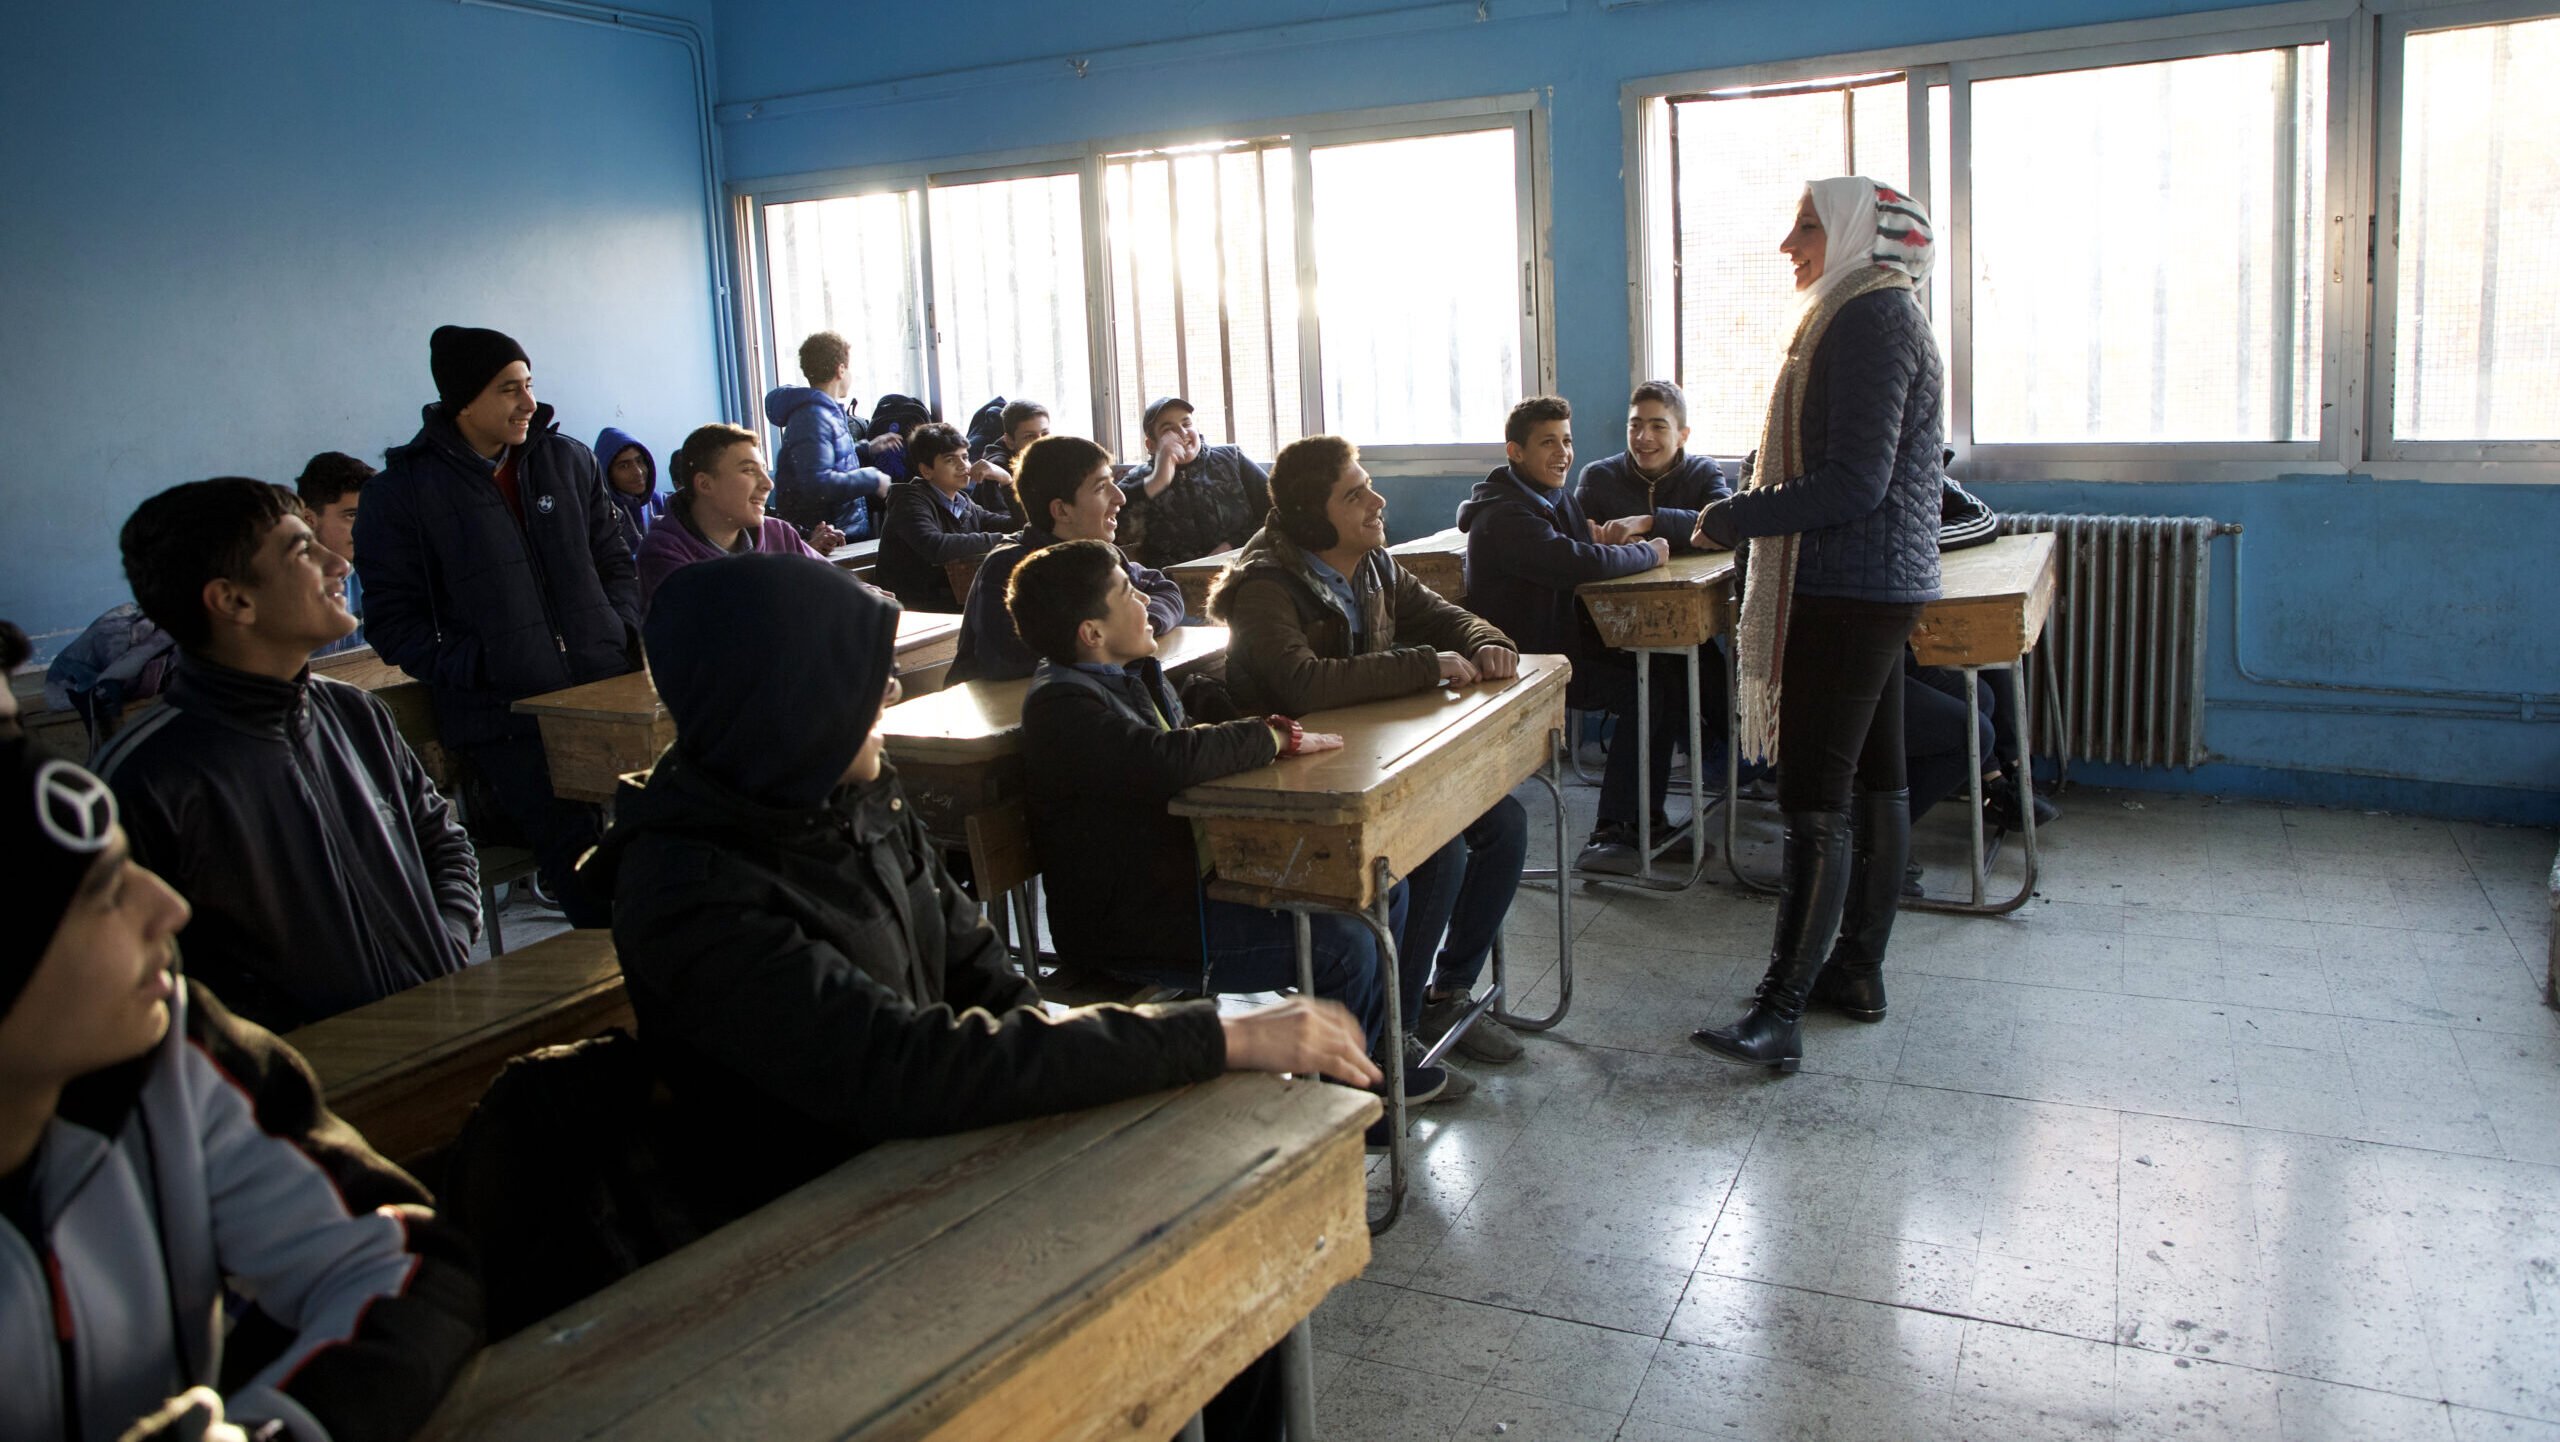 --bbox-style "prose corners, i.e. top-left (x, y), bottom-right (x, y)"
top-left (1982, 785), bottom-right (2061, 833)
top-left (1417, 994), bottom-right (1526, 1063)
top-left (1412, 1051), bottom-right (1475, 1103)
top-left (1574, 823), bottom-right (1643, 876)
top-left (1902, 862), bottom-right (1925, 898)
top-left (1647, 813), bottom-right (1701, 864)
